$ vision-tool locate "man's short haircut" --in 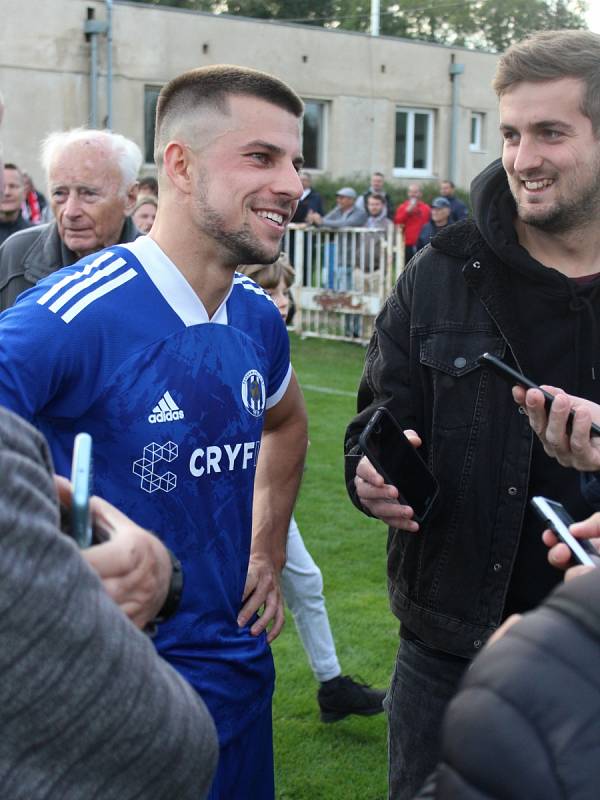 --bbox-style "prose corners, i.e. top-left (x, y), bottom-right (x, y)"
top-left (3, 163), bottom-right (23, 180)
top-left (373, 171), bottom-right (384, 178)
top-left (441, 179), bottom-right (454, 187)
top-left (139, 175), bottom-right (158, 194)
top-left (40, 128), bottom-right (143, 195)
top-left (493, 29), bottom-right (600, 135)
top-left (134, 193), bottom-right (158, 213)
top-left (154, 65), bottom-right (304, 168)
